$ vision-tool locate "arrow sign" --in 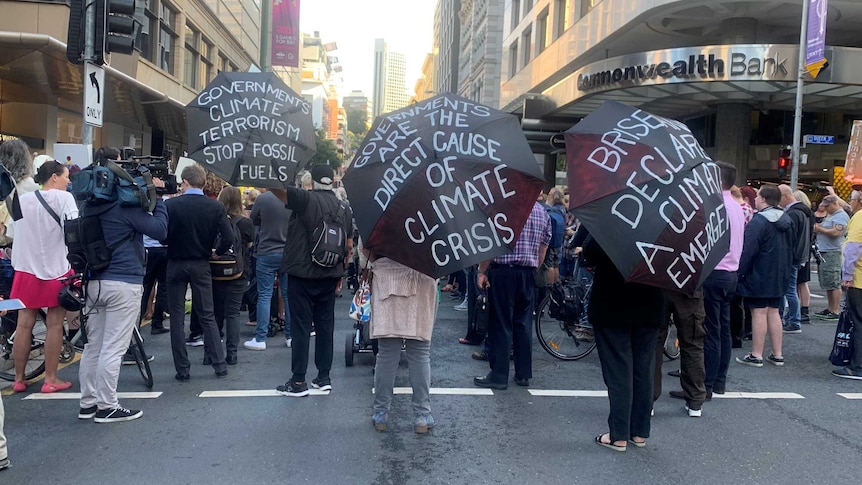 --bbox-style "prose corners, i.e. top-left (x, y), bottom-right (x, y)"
top-left (84, 62), bottom-right (104, 127)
